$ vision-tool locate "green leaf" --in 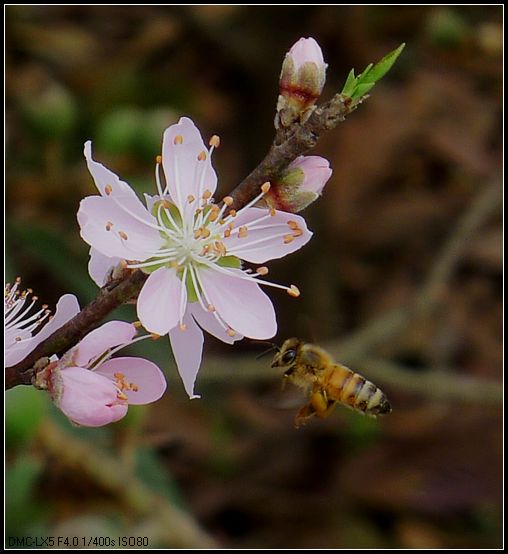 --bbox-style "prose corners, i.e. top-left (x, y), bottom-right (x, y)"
top-left (341, 68), bottom-right (357, 97)
top-left (360, 43), bottom-right (406, 85)
top-left (357, 62), bottom-right (374, 81)
top-left (341, 43), bottom-right (406, 102)
top-left (354, 83), bottom-right (376, 97)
